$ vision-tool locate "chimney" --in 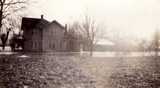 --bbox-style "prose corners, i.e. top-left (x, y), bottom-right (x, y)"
top-left (41, 15), bottom-right (44, 19)
top-left (64, 24), bottom-right (67, 34)
top-left (65, 24), bottom-right (67, 30)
